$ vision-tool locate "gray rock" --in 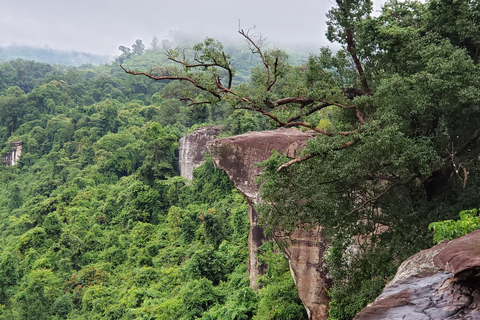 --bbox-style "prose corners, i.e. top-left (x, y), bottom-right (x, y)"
top-left (178, 126), bottom-right (222, 180)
